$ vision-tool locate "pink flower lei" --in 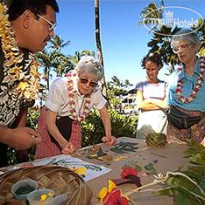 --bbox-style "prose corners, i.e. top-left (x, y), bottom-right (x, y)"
top-left (175, 57), bottom-right (205, 103)
top-left (67, 72), bottom-right (91, 122)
